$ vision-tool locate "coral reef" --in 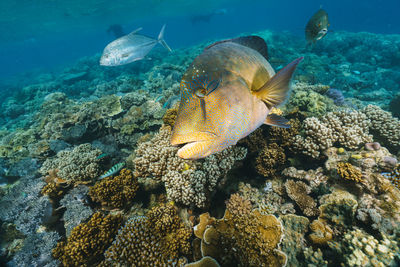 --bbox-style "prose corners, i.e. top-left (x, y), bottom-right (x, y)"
top-left (336, 162), bottom-right (363, 183)
top-left (39, 143), bottom-right (102, 183)
top-left (103, 203), bottom-right (191, 266)
top-left (255, 143), bottom-right (286, 178)
top-left (52, 212), bottom-right (123, 266)
top-left (89, 168), bottom-right (138, 209)
top-left (133, 125), bottom-right (247, 208)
